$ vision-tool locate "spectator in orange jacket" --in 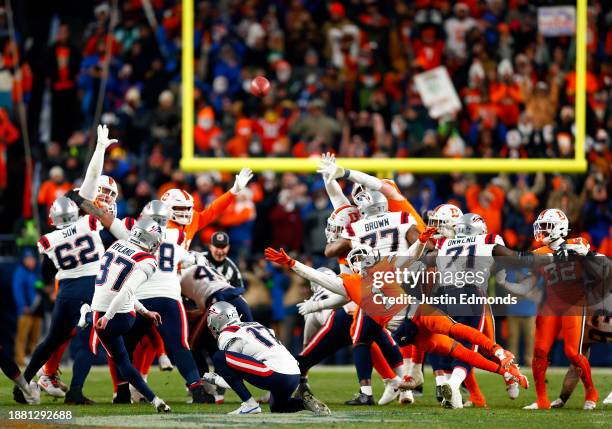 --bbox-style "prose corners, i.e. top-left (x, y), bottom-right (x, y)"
top-left (194, 106), bottom-right (221, 154)
top-left (37, 166), bottom-right (72, 227)
top-left (466, 180), bottom-right (505, 235)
